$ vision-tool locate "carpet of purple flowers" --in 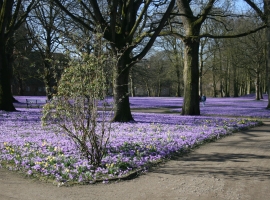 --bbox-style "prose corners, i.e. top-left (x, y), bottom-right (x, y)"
top-left (0, 95), bottom-right (268, 184)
